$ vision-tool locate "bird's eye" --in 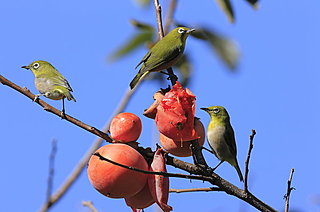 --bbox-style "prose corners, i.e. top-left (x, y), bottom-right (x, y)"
top-left (213, 108), bottom-right (220, 114)
top-left (178, 28), bottom-right (185, 34)
top-left (33, 63), bottom-right (40, 69)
